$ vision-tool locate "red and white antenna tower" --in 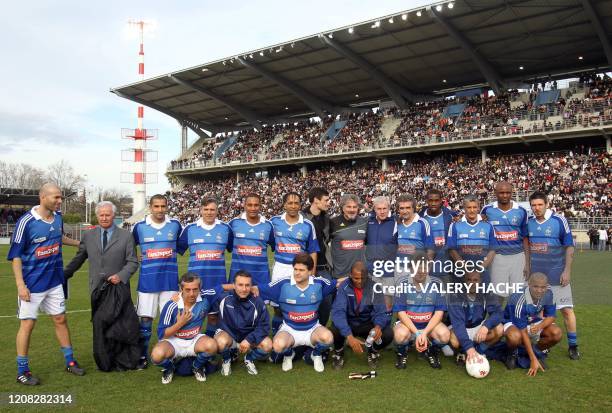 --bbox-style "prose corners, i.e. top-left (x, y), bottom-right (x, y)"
top-left (121, 19), bottom-right (158, 216)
